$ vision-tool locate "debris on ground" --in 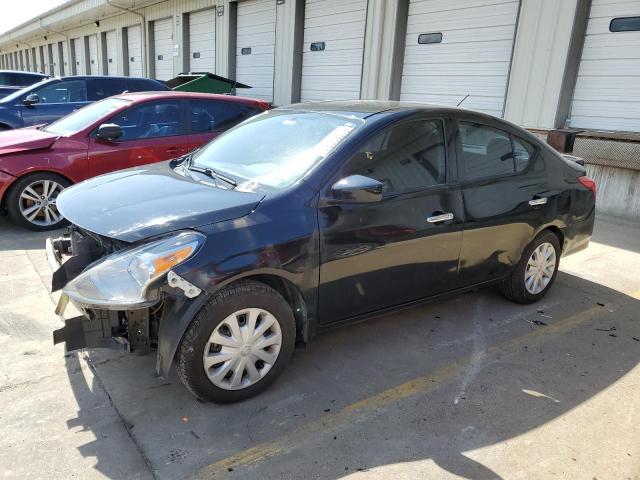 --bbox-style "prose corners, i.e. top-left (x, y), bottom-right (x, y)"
top-left (526, 319), bottom-right (548, 326)
top-left (596, 326), bottom-right (616, 332)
